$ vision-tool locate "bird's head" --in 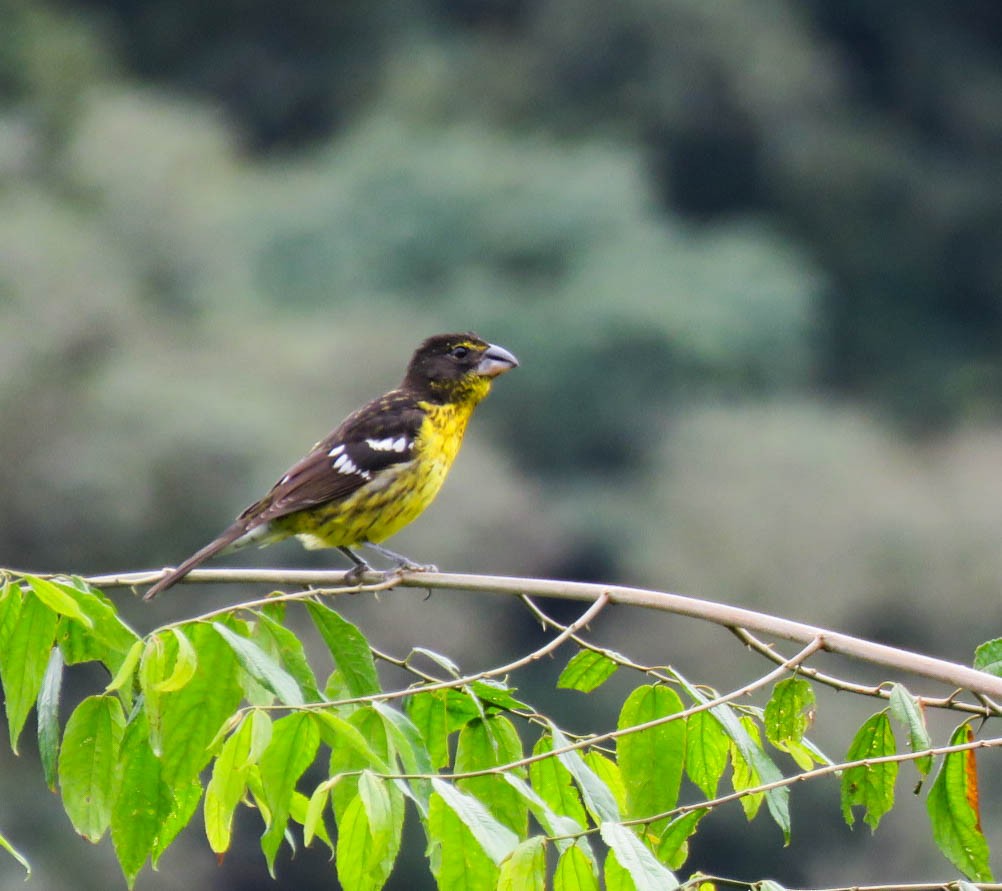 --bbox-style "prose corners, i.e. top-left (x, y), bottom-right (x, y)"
top-left (404, 332), bottom-right (519, 404)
